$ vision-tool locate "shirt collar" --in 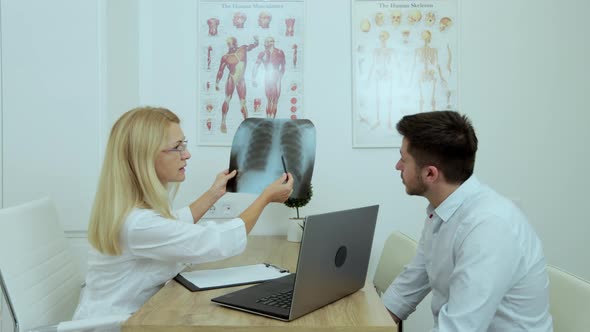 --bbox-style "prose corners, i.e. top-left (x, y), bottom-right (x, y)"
top-left (426, 175), bottom-right (482, 223)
